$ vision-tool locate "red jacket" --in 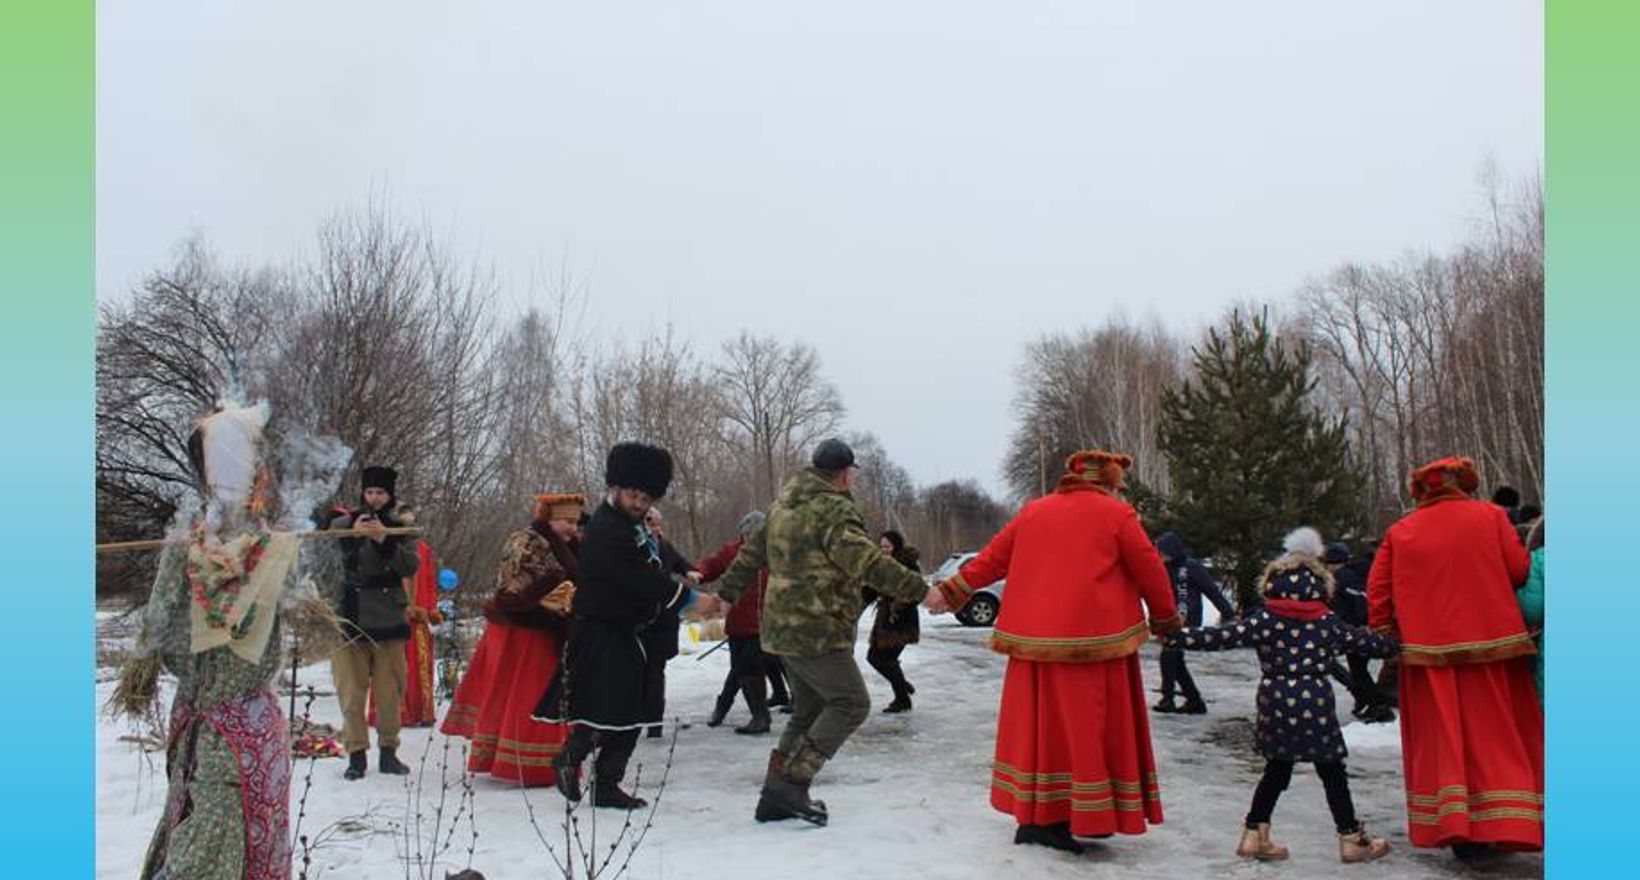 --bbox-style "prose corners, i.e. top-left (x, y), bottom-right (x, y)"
top-left (697, 539), bottom-right (769, 638)
top-left (1367, 497), bottom-right (1533, 665)
top-left (940, 484), bottom-right (1180, 662)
